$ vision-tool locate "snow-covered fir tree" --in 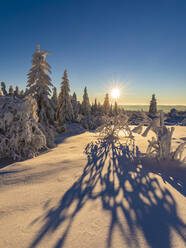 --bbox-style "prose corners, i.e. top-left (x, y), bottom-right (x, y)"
top-left (81, 87), bottom-right (91, 115)
top-left (14, 86), bottom-right (20, 97)
top-left (1, 82), bottom-right (7, 96)
top-left (103, 93), bottom-right (110, 114)
top-left (26, 44), bottom-right (54, 125)
top-left (149, 94), bottom-right (157, 116)
top-left (94, 98), bottom-right (98, 113)
top-left (97, 101), bottom-right (103, 115)
top-left (56, 70), bottom-right (74, 124)
top-left (71, 92), bottom-right (79, 120)
top-left (9, 85), bottom-right (14, 96)
top-left (91, 98), bottom-right (98, 115)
